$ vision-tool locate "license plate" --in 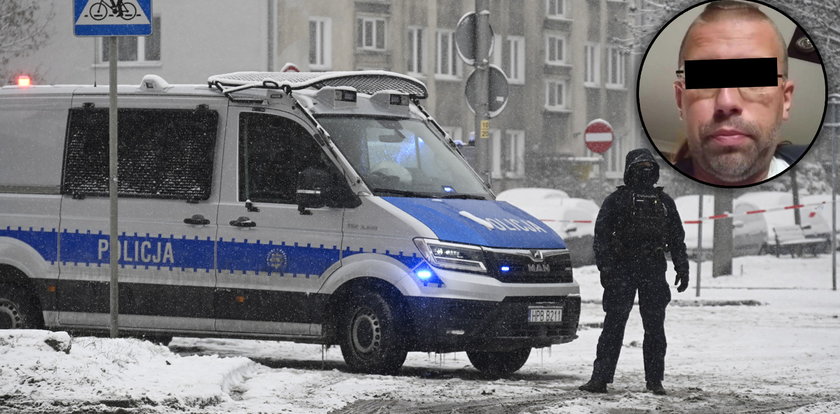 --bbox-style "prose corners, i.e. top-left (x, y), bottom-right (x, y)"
top-left (528, 307), bottom-right (563, 323)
